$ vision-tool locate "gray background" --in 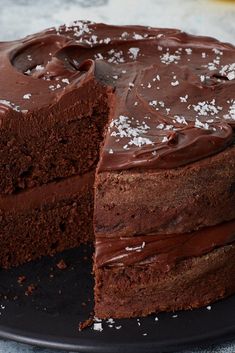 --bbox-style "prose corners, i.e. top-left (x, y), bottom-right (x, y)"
top-left (0, 0), bottom-right (234, 352)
